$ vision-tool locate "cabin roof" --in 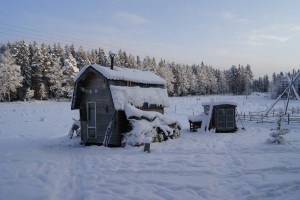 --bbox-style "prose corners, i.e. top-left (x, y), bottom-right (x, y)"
top-left (201, 100), bottom-right (237, 107)
top-left (75, 64), bottom-right (166, 85)
top-left (110, 85), bottom-right (169, 110)
top-left (71, 64), bottom-right (169, 110)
